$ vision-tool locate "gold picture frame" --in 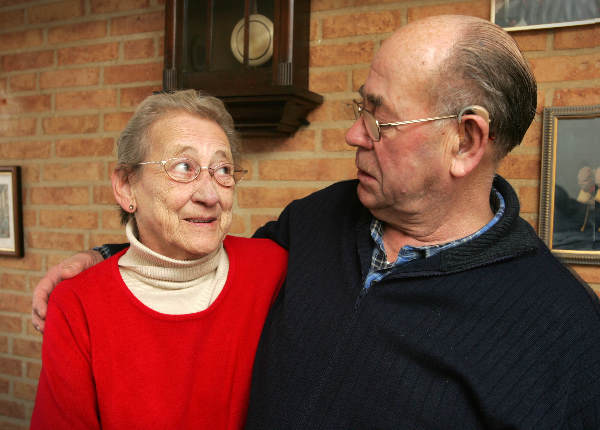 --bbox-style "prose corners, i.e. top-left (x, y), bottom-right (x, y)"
top-left (539, 105), bottom-right (600, 265)
top-left (0, 166), bottom-right (24, 258)
top-left (491, 0), bottom-right (600, 32)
